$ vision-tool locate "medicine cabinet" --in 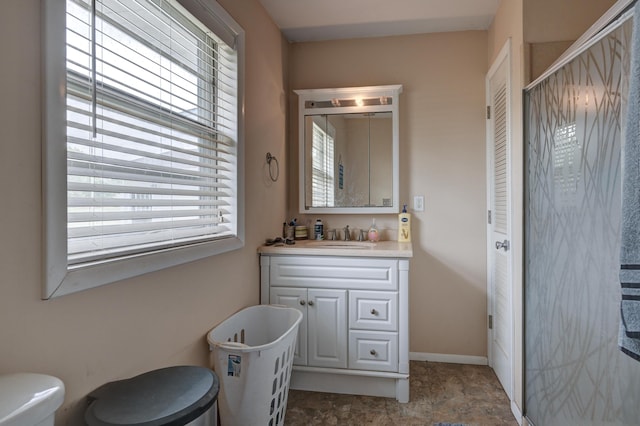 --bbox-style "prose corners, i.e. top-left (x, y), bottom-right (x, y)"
top-left (295, 85), bottom-right (402, 214)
